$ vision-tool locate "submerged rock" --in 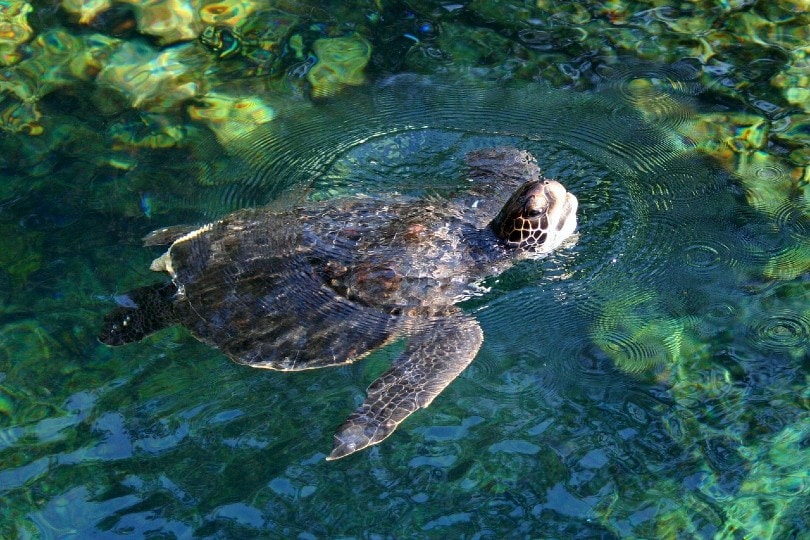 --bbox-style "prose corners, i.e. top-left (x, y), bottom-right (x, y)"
top-left (307, 33), bottom-right (371, 98)
top-left (63, 0), bottom-right (203, 45)
top-left (0, 0), bottom-right (34, 66)
top-left (95, 40), bottom-right (203, 111)
top-left (0, 30), bottom-right (120, 134)
top-left (186, 92), bottom-right (275, 145)
top-left (199, 8), bottom-right (298, 75)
